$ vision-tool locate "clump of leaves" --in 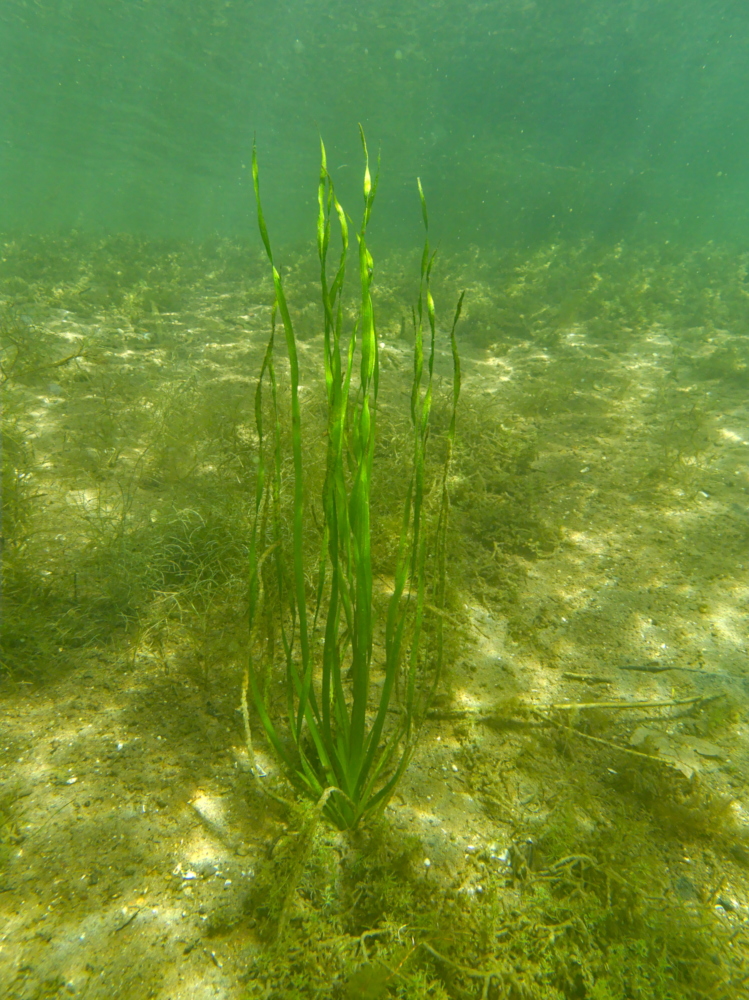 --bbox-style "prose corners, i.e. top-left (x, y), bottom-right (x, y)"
top-left (248, 132), bottom-right (463, 829)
